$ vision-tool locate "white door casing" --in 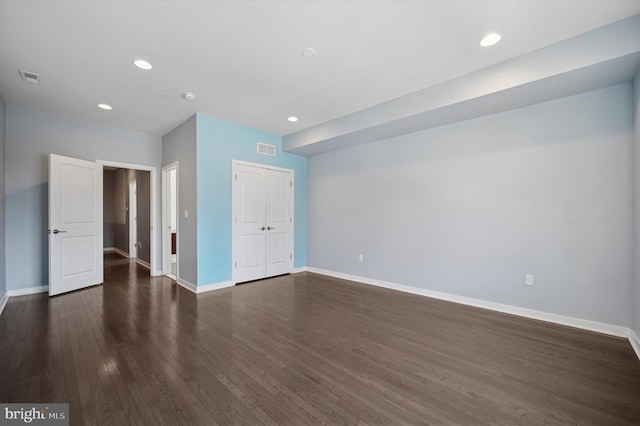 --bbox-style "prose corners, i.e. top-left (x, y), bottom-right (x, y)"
top-left (129, 179), bottom-right (137, 258)
top-left (49, 154), bottom-right (103, 296)
top-left (232, 161), bottom-right (293, 283)
top-left (162, 163), bottom-right (178, 277)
